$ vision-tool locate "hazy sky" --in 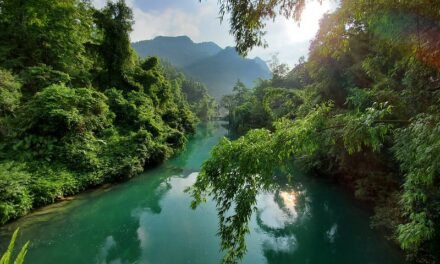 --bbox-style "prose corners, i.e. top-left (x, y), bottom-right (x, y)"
top-left (92, 0), bottom-right (335, 66)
